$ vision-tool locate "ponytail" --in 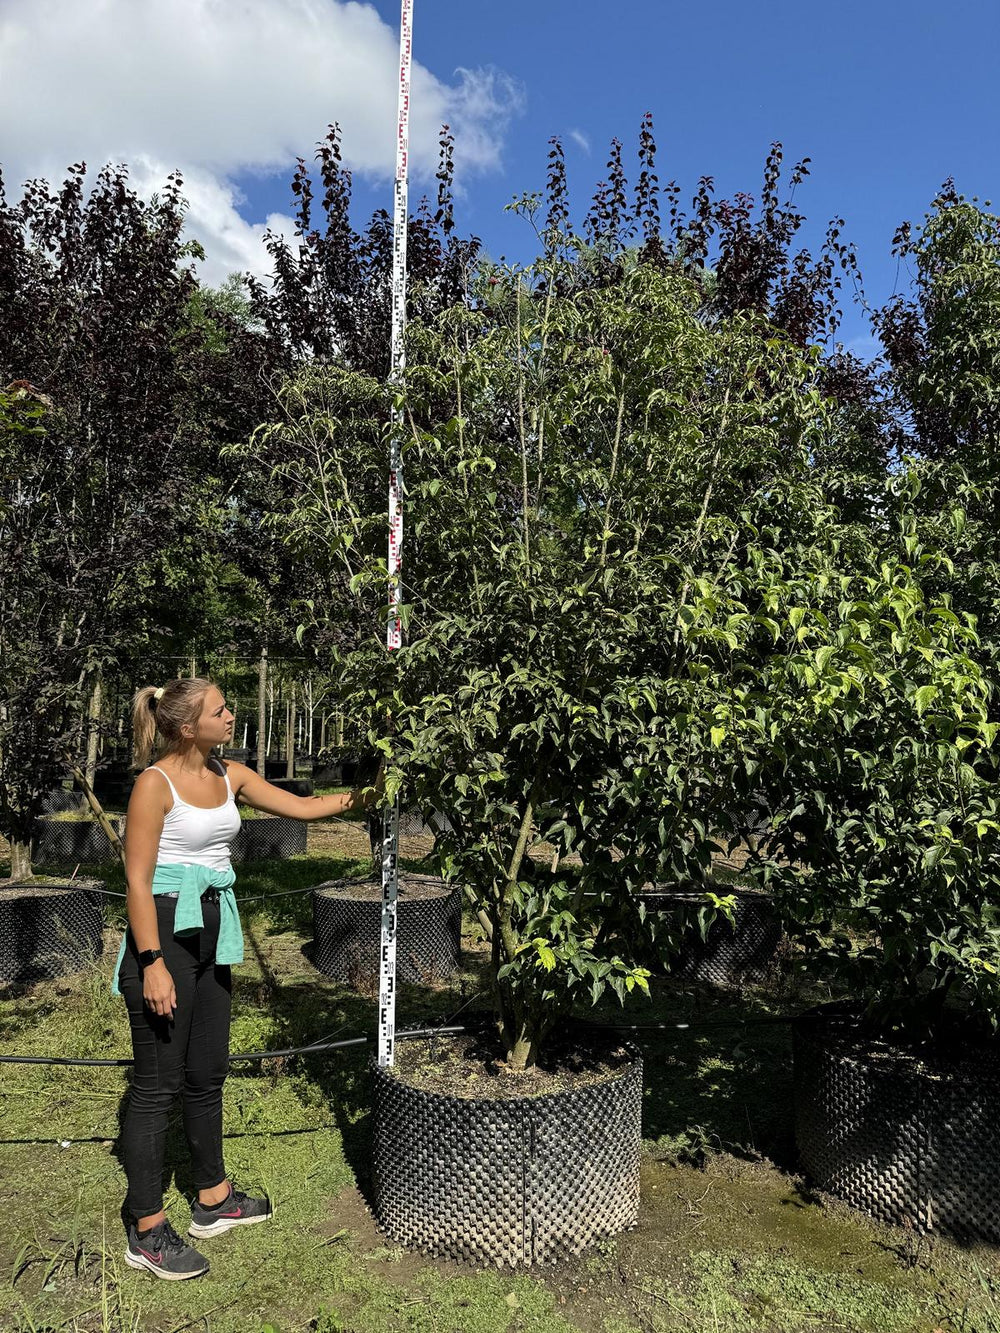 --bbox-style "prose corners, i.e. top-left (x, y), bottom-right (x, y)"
top-left (131, 686), bottom-right (160, 769)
